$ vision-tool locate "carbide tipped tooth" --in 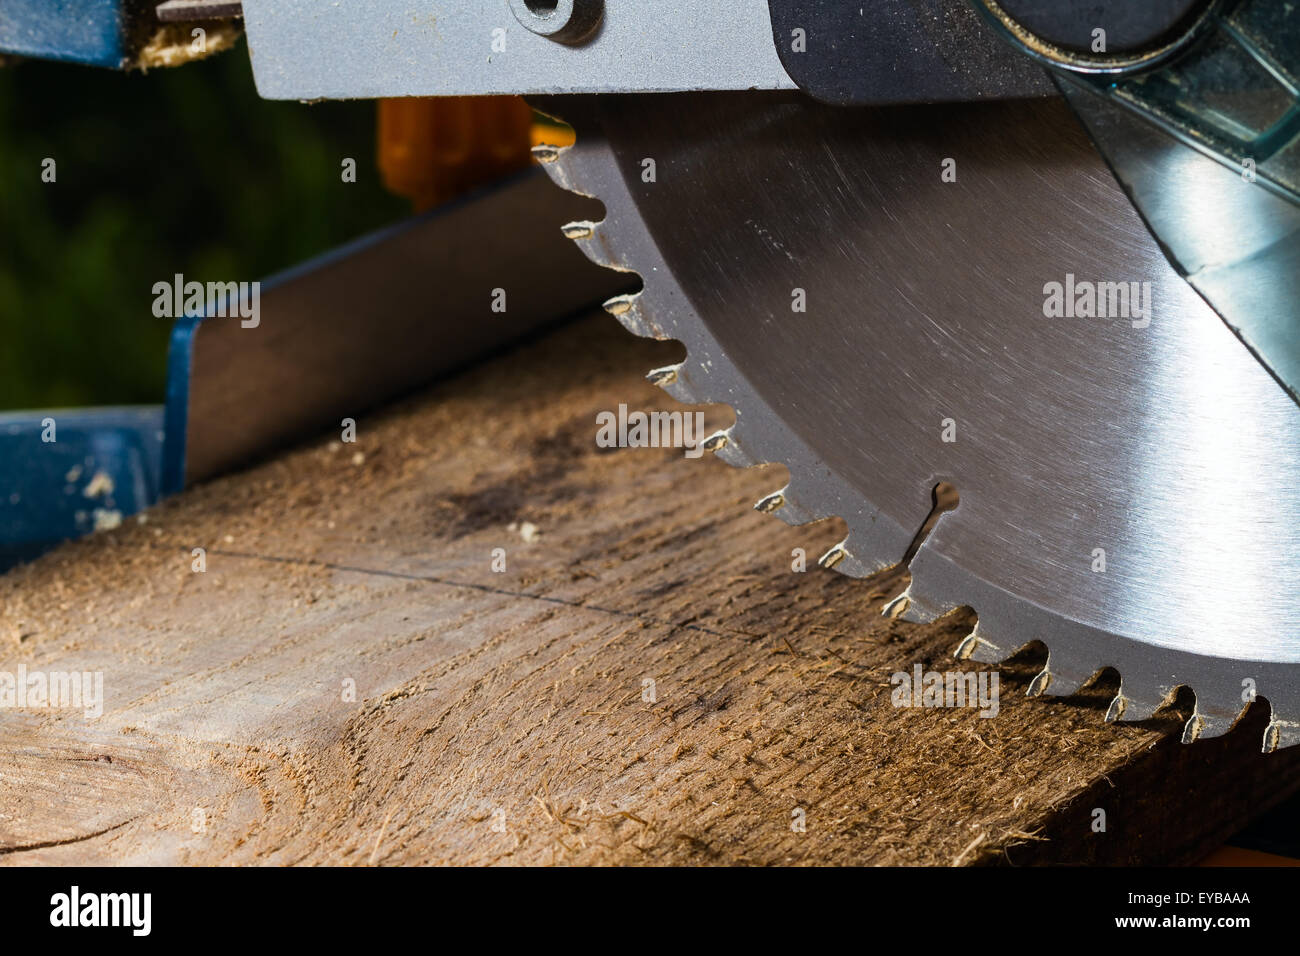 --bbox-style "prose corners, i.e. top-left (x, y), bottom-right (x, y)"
top-left (1105, 693), bottom-right (1127, 723)
top-left (953, 625), bottom-right (1000, 663)
top-left (882, 590), bottom-right (910, 618)
top-left (754, 491), bottom-right (785, 514)
top-left (701, 431), bottom-right (730, 453)
top-left (819, 542), bottom-right (850, 570)
top-left (645, 365), bottom-right (678, 388)
top-left (712, 435), bottom-right (762, 468)
top-left (1180, 707), bottom-right (1237, 743)
top-left (1035, 655), bottom-right (1090, 697)
top-left (603, 293), bottom-right (636, 317)
top-left (1263, 717), bottom-right (1300, 753)
top-left (562, 220), bottom-right (596, 240)
top-left (600, 292), bottom-right (661, 338)
top-left (531, 144), bottom-right (563, 163)
top-left (1026, 669), bottom-right (1052, 698)
top-left (765, 489), bottom-right (818, 528)
top-left (1105, 687), bottom-right (1160, 723)
top-left (1181, 689), bottom-right (1242, 742)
